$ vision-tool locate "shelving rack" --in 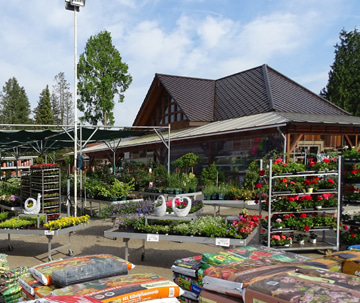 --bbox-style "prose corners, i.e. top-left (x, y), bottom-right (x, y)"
top-left (263, 157), bottom-right (342, 252)
top-left (21, 165), bottom-right (61, 220)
